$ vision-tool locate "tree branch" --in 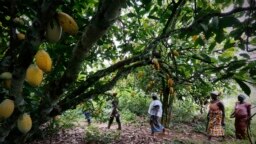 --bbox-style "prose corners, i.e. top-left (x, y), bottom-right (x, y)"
top-left (47, 0), bottom-right (127, 99)
top-left (59, 61), bottom-right (147, 112)
top-left (60, 53), bottom-right (150, 103)
top-left (161, 0), bottom-right (185, 36)
top-left (161, 6), bottom-right (256, 39)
